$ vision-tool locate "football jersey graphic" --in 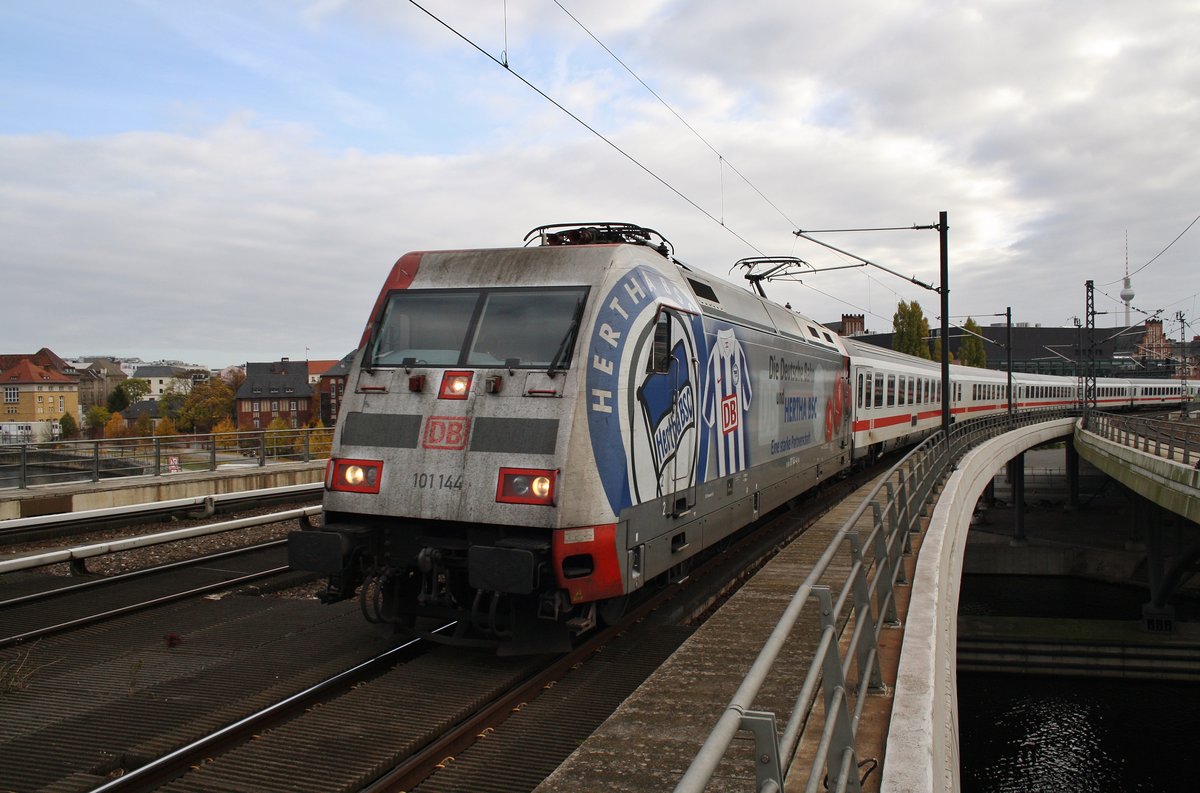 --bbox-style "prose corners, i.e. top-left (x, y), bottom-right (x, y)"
top-left (702, 328), bottom-right (753, 476)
